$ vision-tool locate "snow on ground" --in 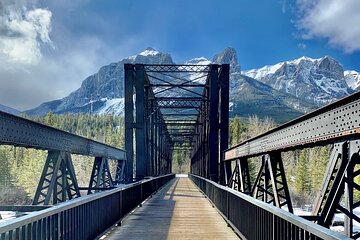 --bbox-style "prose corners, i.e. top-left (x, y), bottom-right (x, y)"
top-left (0, 211), bottom-right (17, 223)
top-left (293, 207), bottom-right (360, 236)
